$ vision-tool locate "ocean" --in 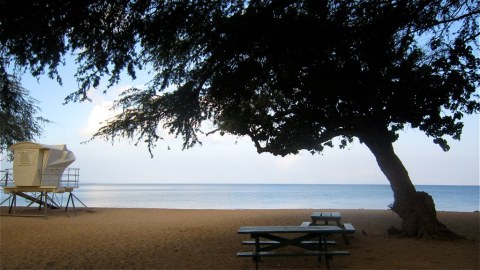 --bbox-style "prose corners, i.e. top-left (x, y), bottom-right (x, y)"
top-left (2, 184), bottom-right (477, 211)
